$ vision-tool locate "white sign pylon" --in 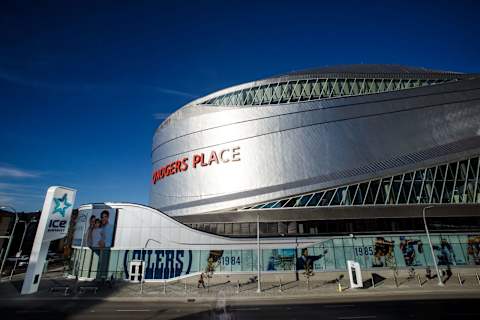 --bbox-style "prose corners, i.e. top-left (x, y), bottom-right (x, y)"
top-left (21, 186), bottom-right (76, 295)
